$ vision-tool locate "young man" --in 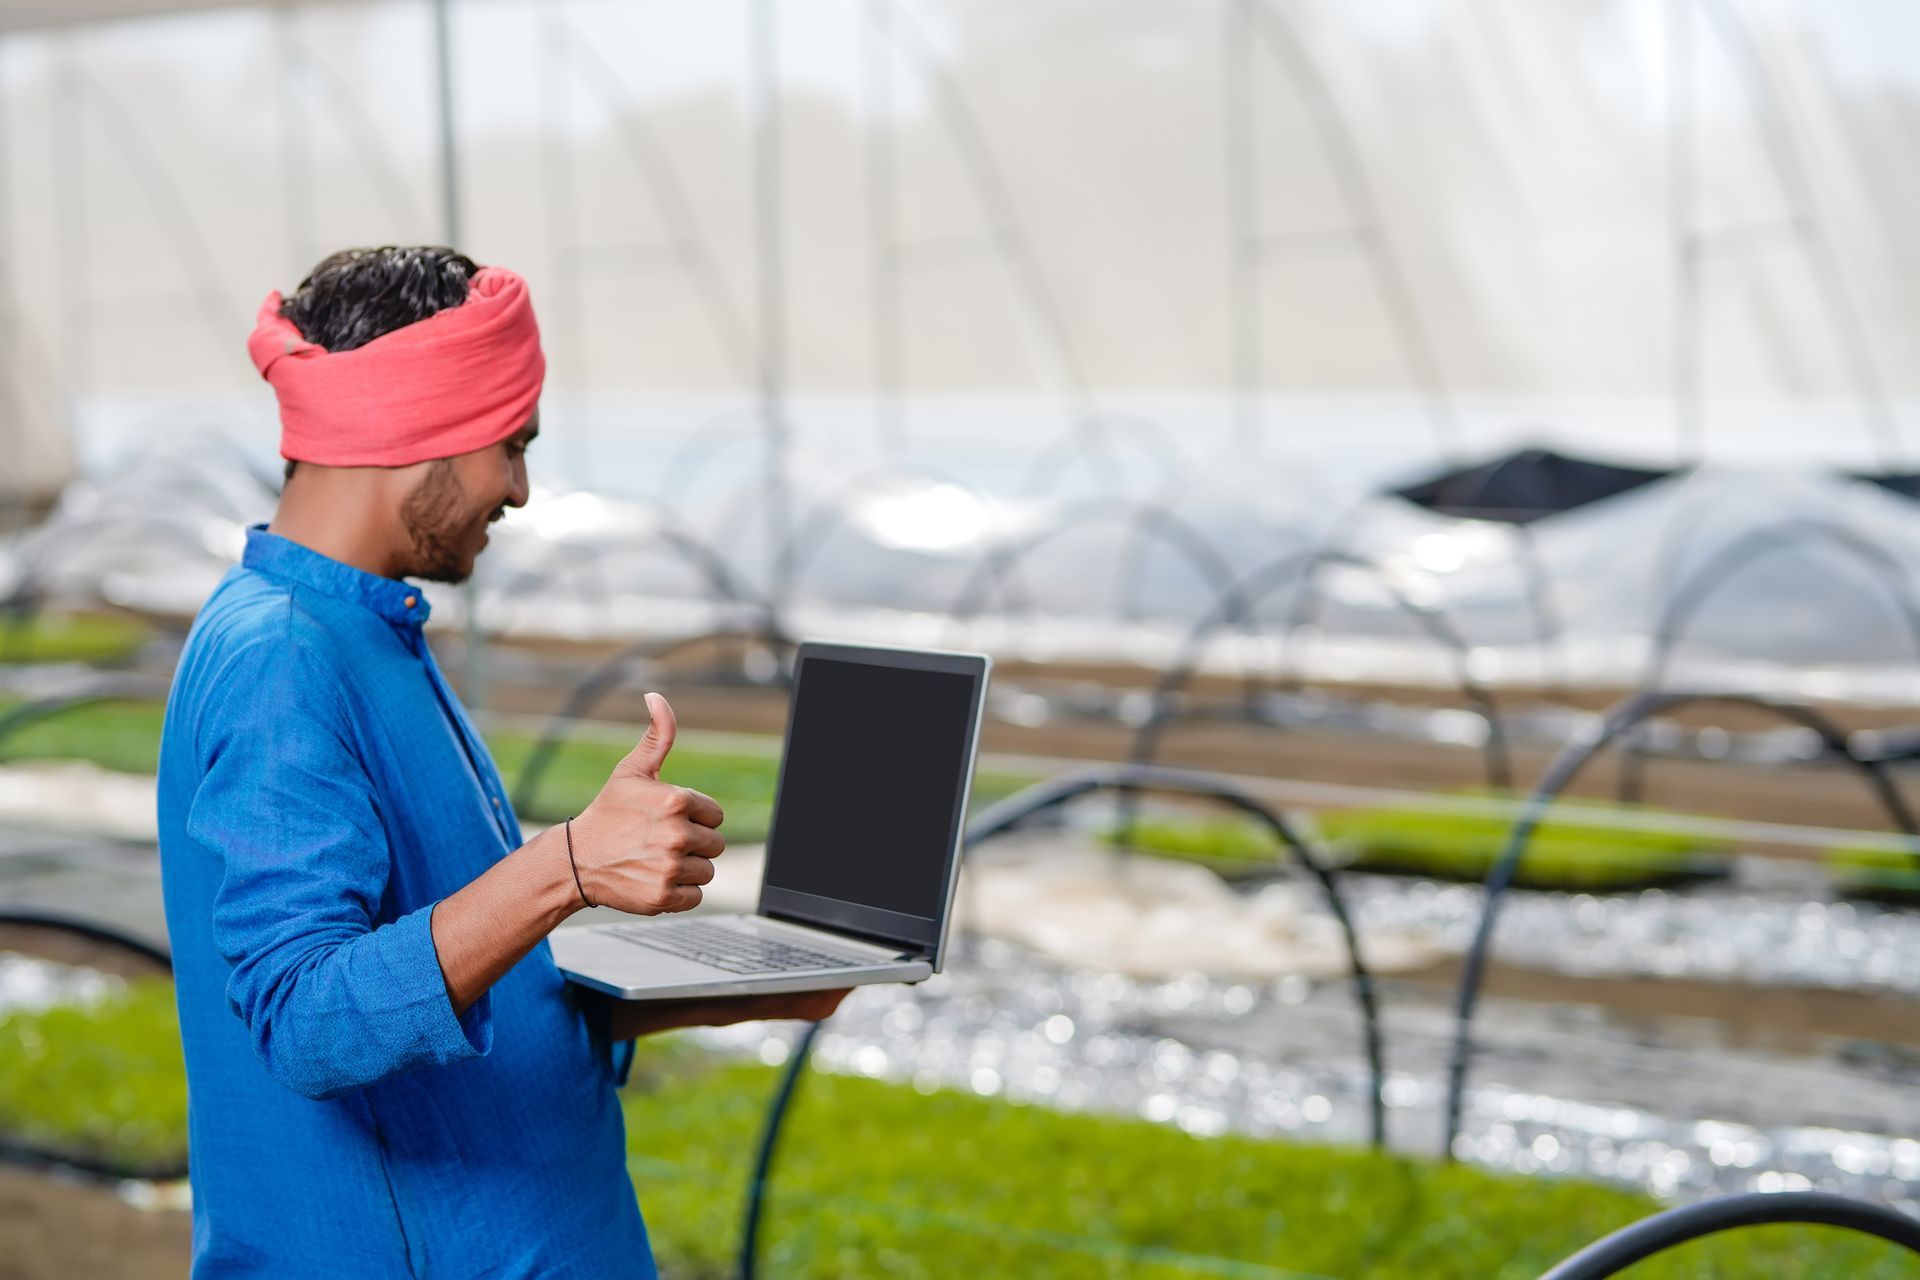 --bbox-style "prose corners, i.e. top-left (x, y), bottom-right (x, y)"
top-left (156, 246), bottom-right (841, 1277)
